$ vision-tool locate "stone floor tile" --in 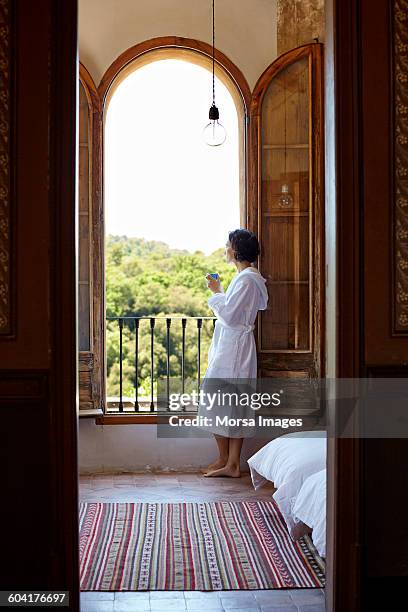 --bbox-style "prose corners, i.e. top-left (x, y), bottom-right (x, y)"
top-left (113, 476), bottom-right (135, 485)
top-left (79, 472), bottom-right (276, 503)
top-left (220, 593), bottom-right (260, 609)
top-left (150, 598), bottom-right (187, 610)
top-left (149, 591), bottom-right (186, 600)
top-left (297, 605), bottom-right (326, 612)
top-left (254, 590), bottom-right (293, 605)
top-left (289, 589), bottom-right (325, 605)
top-left (113, 602), bottom-right (150, 612)
top-left (224, 609), bottom-right (259, 612)
top-left (218, 590), bottom-right (253, 598)
top-left (183, 591), bottom-right (221, 600)
top-left (92, 478), bottom-right (115, 488)
top-left (81, 602), bottom-right (114, 612)
top-left (186, 601), bottom-right (224, 611)
top-left (260, 606), bottom-right (298, 612)
top-left (114, 592), bottom-right (150, 601)
top-left (148, 610), bottom-right (183, 612)
top-left (81, 592), bottom-right (115, 600)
